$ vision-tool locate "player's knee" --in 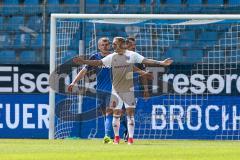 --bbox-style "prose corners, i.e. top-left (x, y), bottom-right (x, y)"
top-left (106, 107), bottom-right (113, 115)
top-left (112, 115), bottom-right (120, 128)
top-left (113, 109), bottom-right (121, 116)
top-left (126, 108), bottom-right (135, 116)
top-left (127, 116), bottom-right (135, 126)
